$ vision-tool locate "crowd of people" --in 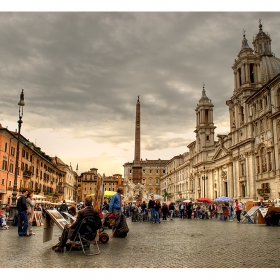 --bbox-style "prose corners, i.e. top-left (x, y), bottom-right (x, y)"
top-left (121, 195), bottom-right (277, 224)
